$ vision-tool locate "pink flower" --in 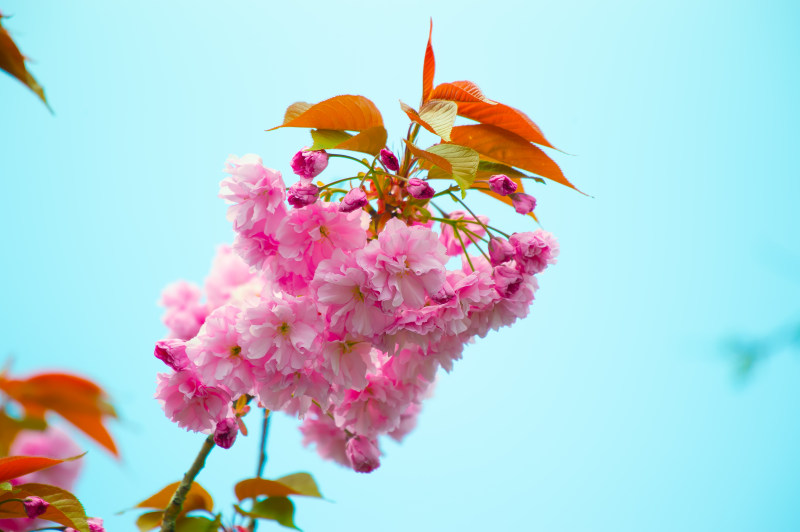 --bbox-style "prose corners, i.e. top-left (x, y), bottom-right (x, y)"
top-left (439, 211), bottom-right (489, 256)
top-left (380, 148), bottom-right (400, 172)
top-left (388, 402), bottom-right (423, 442)
top-left (510, 192), bottom-right (537, 214)
top-left (186, 305), bottom-right (255, 396)
top-left (287, 181), bottom-right (319, 208)
top-left (334, 373), bottom-right (414, 437)
top-left (291, 149), bottom-right (328, 179)
top-left (154, 339), bottom-right (189, 371)
top-left (509, 230), bottom-right (559, 274)
top-left (320, 338), bottom-right (374, 391)
top-left (300, 404), bottom-right (350, 467)
top-left (488, 237), bottom-right (514, 265)
top-left (357, 218), bottom-right (448, 310)
top-left (339, 187), bottom-right (367, 213)
top-left (312, 250), bottom-right (393, 339)
top-left (233, 232), bottom-right (280, 271)
top-left (488, 174), bottom-right (518, 196)
top-left (155, 368), bottom-right (232, 433)
top-left (22, 497), bottom-right (48, 519)
top-left (406, 178), bottom-right (434, 199)
top-left (345, 435), bottom-right (381, 473)
top-left (493, 264), bottom-right (524, 297)
top-left (160, 281), bottom-right (208, 340)
top-left (204, 245), bottom-right (255, 310)
top-left (10, 427), bottom-right (83, 490)
top-left (220, 154), bottom-right (286, 233)
top-left (213, 418), bottom-right (238, 449)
